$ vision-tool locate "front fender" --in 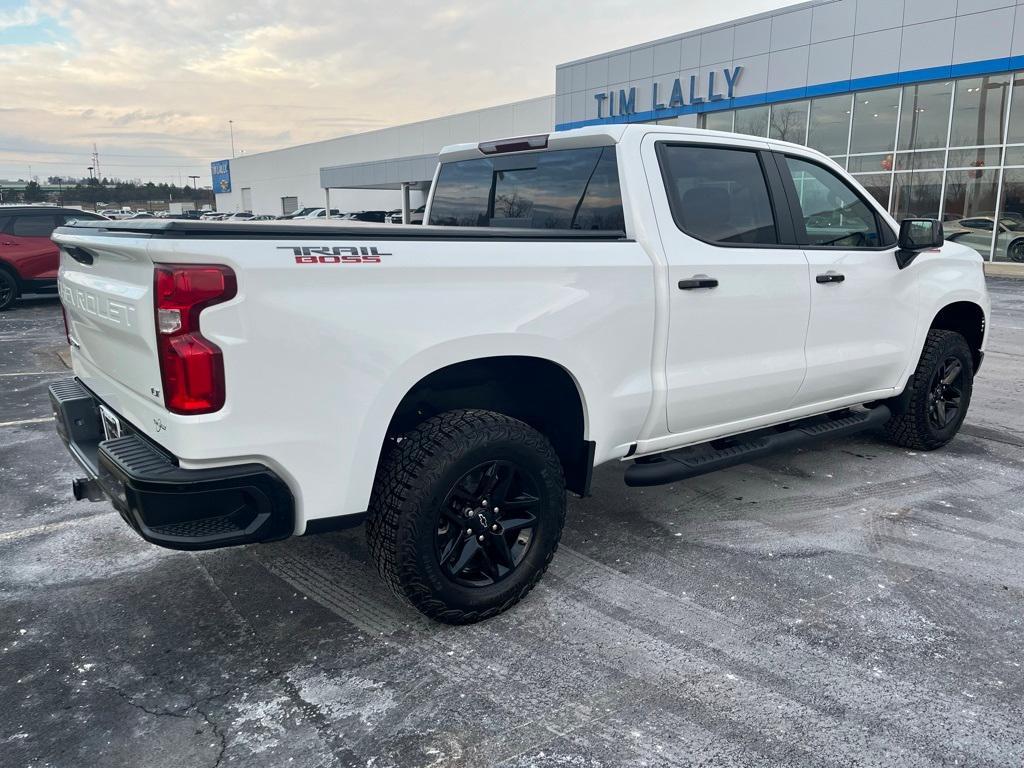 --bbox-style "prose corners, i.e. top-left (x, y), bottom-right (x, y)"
top-left (895, 242), bottom-right (990, 393)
